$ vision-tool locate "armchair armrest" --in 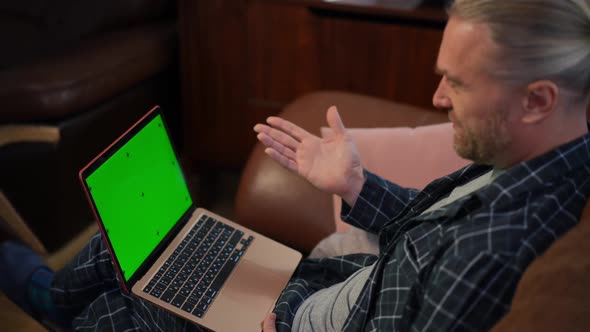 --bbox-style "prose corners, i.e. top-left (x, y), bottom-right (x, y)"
top-left (0, 125), bottom-right (59, 146)
top-left (0, 125), bottom-right (62, 256)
